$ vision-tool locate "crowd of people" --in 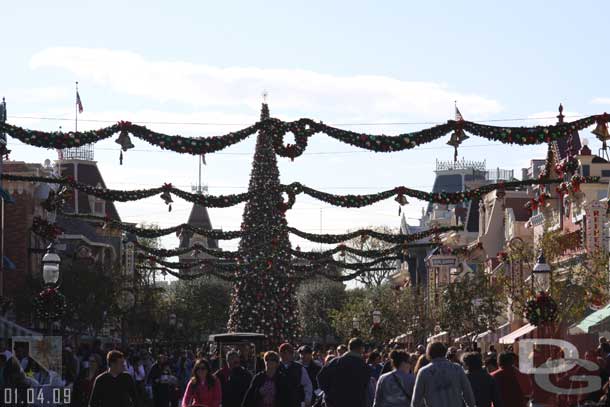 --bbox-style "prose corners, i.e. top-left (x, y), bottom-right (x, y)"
top-left (7, 336), bottom-right (610, 406)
